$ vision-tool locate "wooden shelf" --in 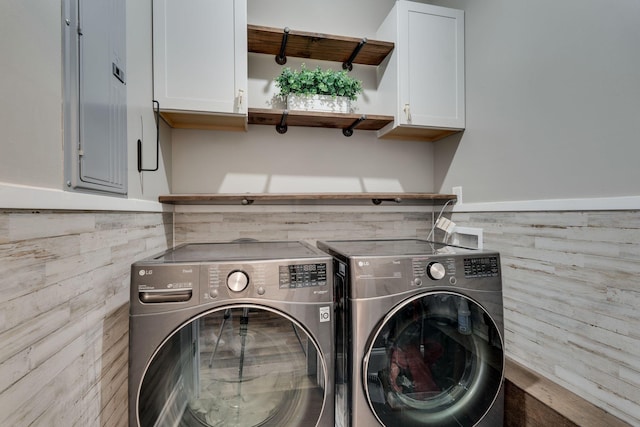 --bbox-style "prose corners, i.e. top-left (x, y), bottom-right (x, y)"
top-left (247, 25), bottom-right (394, 66)
top-left (159, 110), bottom-right (247, 131)
top-left (159, 192), bottom-right (457, 206)
top-left (378, 125), bottom-right (462, 142)
top-left (248, 108), bottom-right (393, 132)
